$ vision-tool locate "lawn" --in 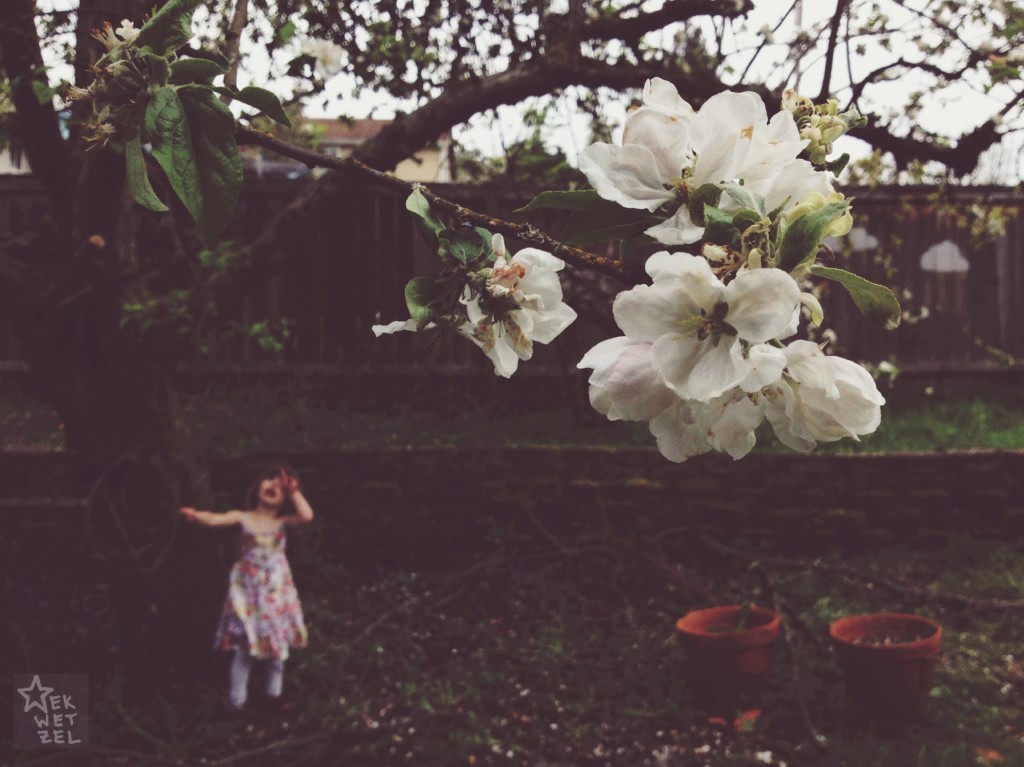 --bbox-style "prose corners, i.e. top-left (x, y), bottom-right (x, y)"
top-left (3, 376), bottom-right (1023, 455)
